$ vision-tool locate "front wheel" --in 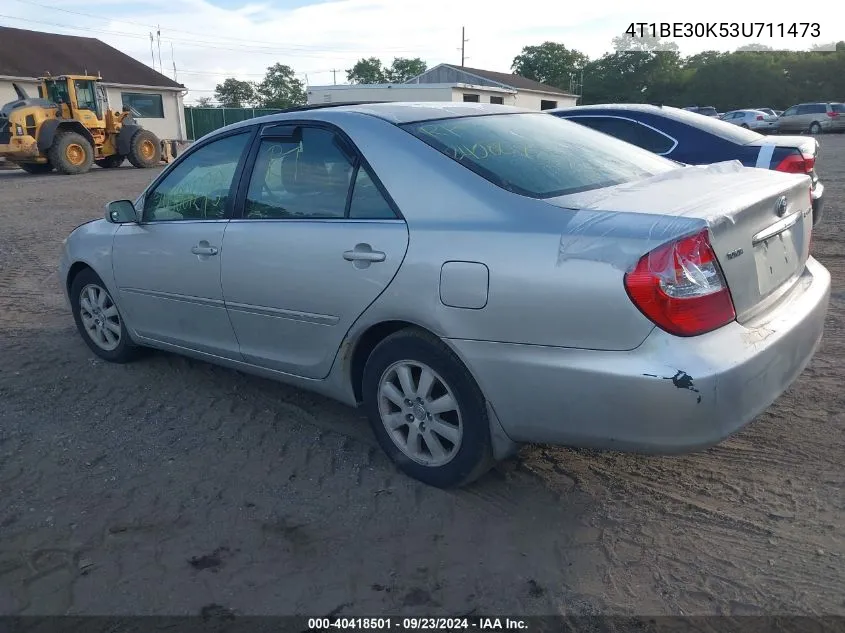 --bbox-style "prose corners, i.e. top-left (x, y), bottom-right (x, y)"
top-left (362, 329), bottom-right (494, 488)
top-left (127, 129), bottom-right (161, 168)
top-left (70, 268), bottom-right (139, 363)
